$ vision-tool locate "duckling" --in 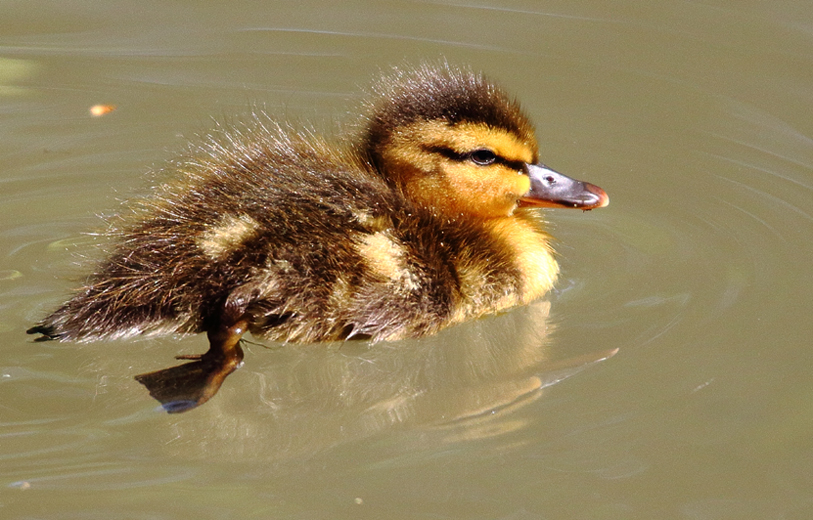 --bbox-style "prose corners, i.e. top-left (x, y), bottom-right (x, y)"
top-left (28, 64), bottom-right (608, 360)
